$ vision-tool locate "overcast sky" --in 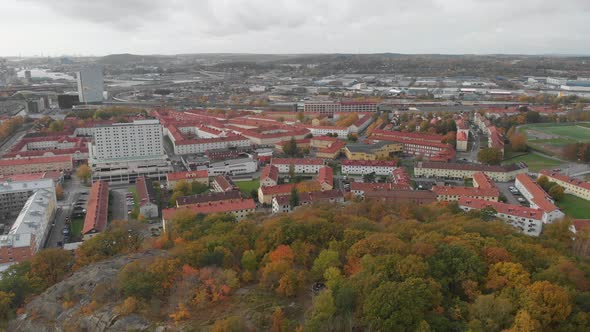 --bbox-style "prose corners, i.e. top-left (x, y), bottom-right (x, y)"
top-left (2, 0), bottom-right (590, 56)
